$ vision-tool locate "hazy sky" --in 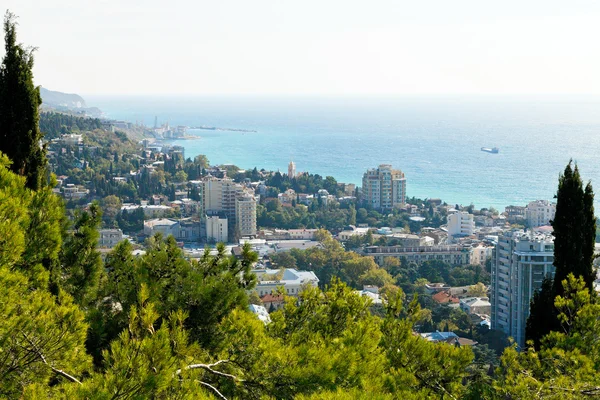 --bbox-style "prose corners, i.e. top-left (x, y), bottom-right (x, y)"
top-left (3, 0), bottom-right (600, 96)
